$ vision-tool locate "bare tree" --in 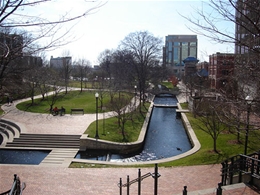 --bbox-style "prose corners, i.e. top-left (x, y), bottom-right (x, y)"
top-left (45, 83), bottom-right (64, 113)
top-left (0, 1), bottom-right (104, 96)
top-left (73, 58), bottom-right (91, 92)
top-left (107, 94), bottom-right (135, 142)
top-left (37, 66), bottom-right (56, 100)
top-left (119, 31), bottom-right (163, 111)
top-left (196, 98), bottom-right (228, 153)
top-left (60, 50), bottom-right (72, 94)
